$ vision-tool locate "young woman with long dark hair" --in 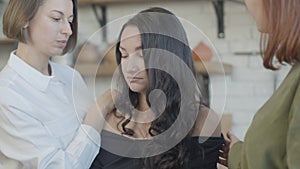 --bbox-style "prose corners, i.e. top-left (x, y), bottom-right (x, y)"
top-left (90, 7), bottom-right (224, 169)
